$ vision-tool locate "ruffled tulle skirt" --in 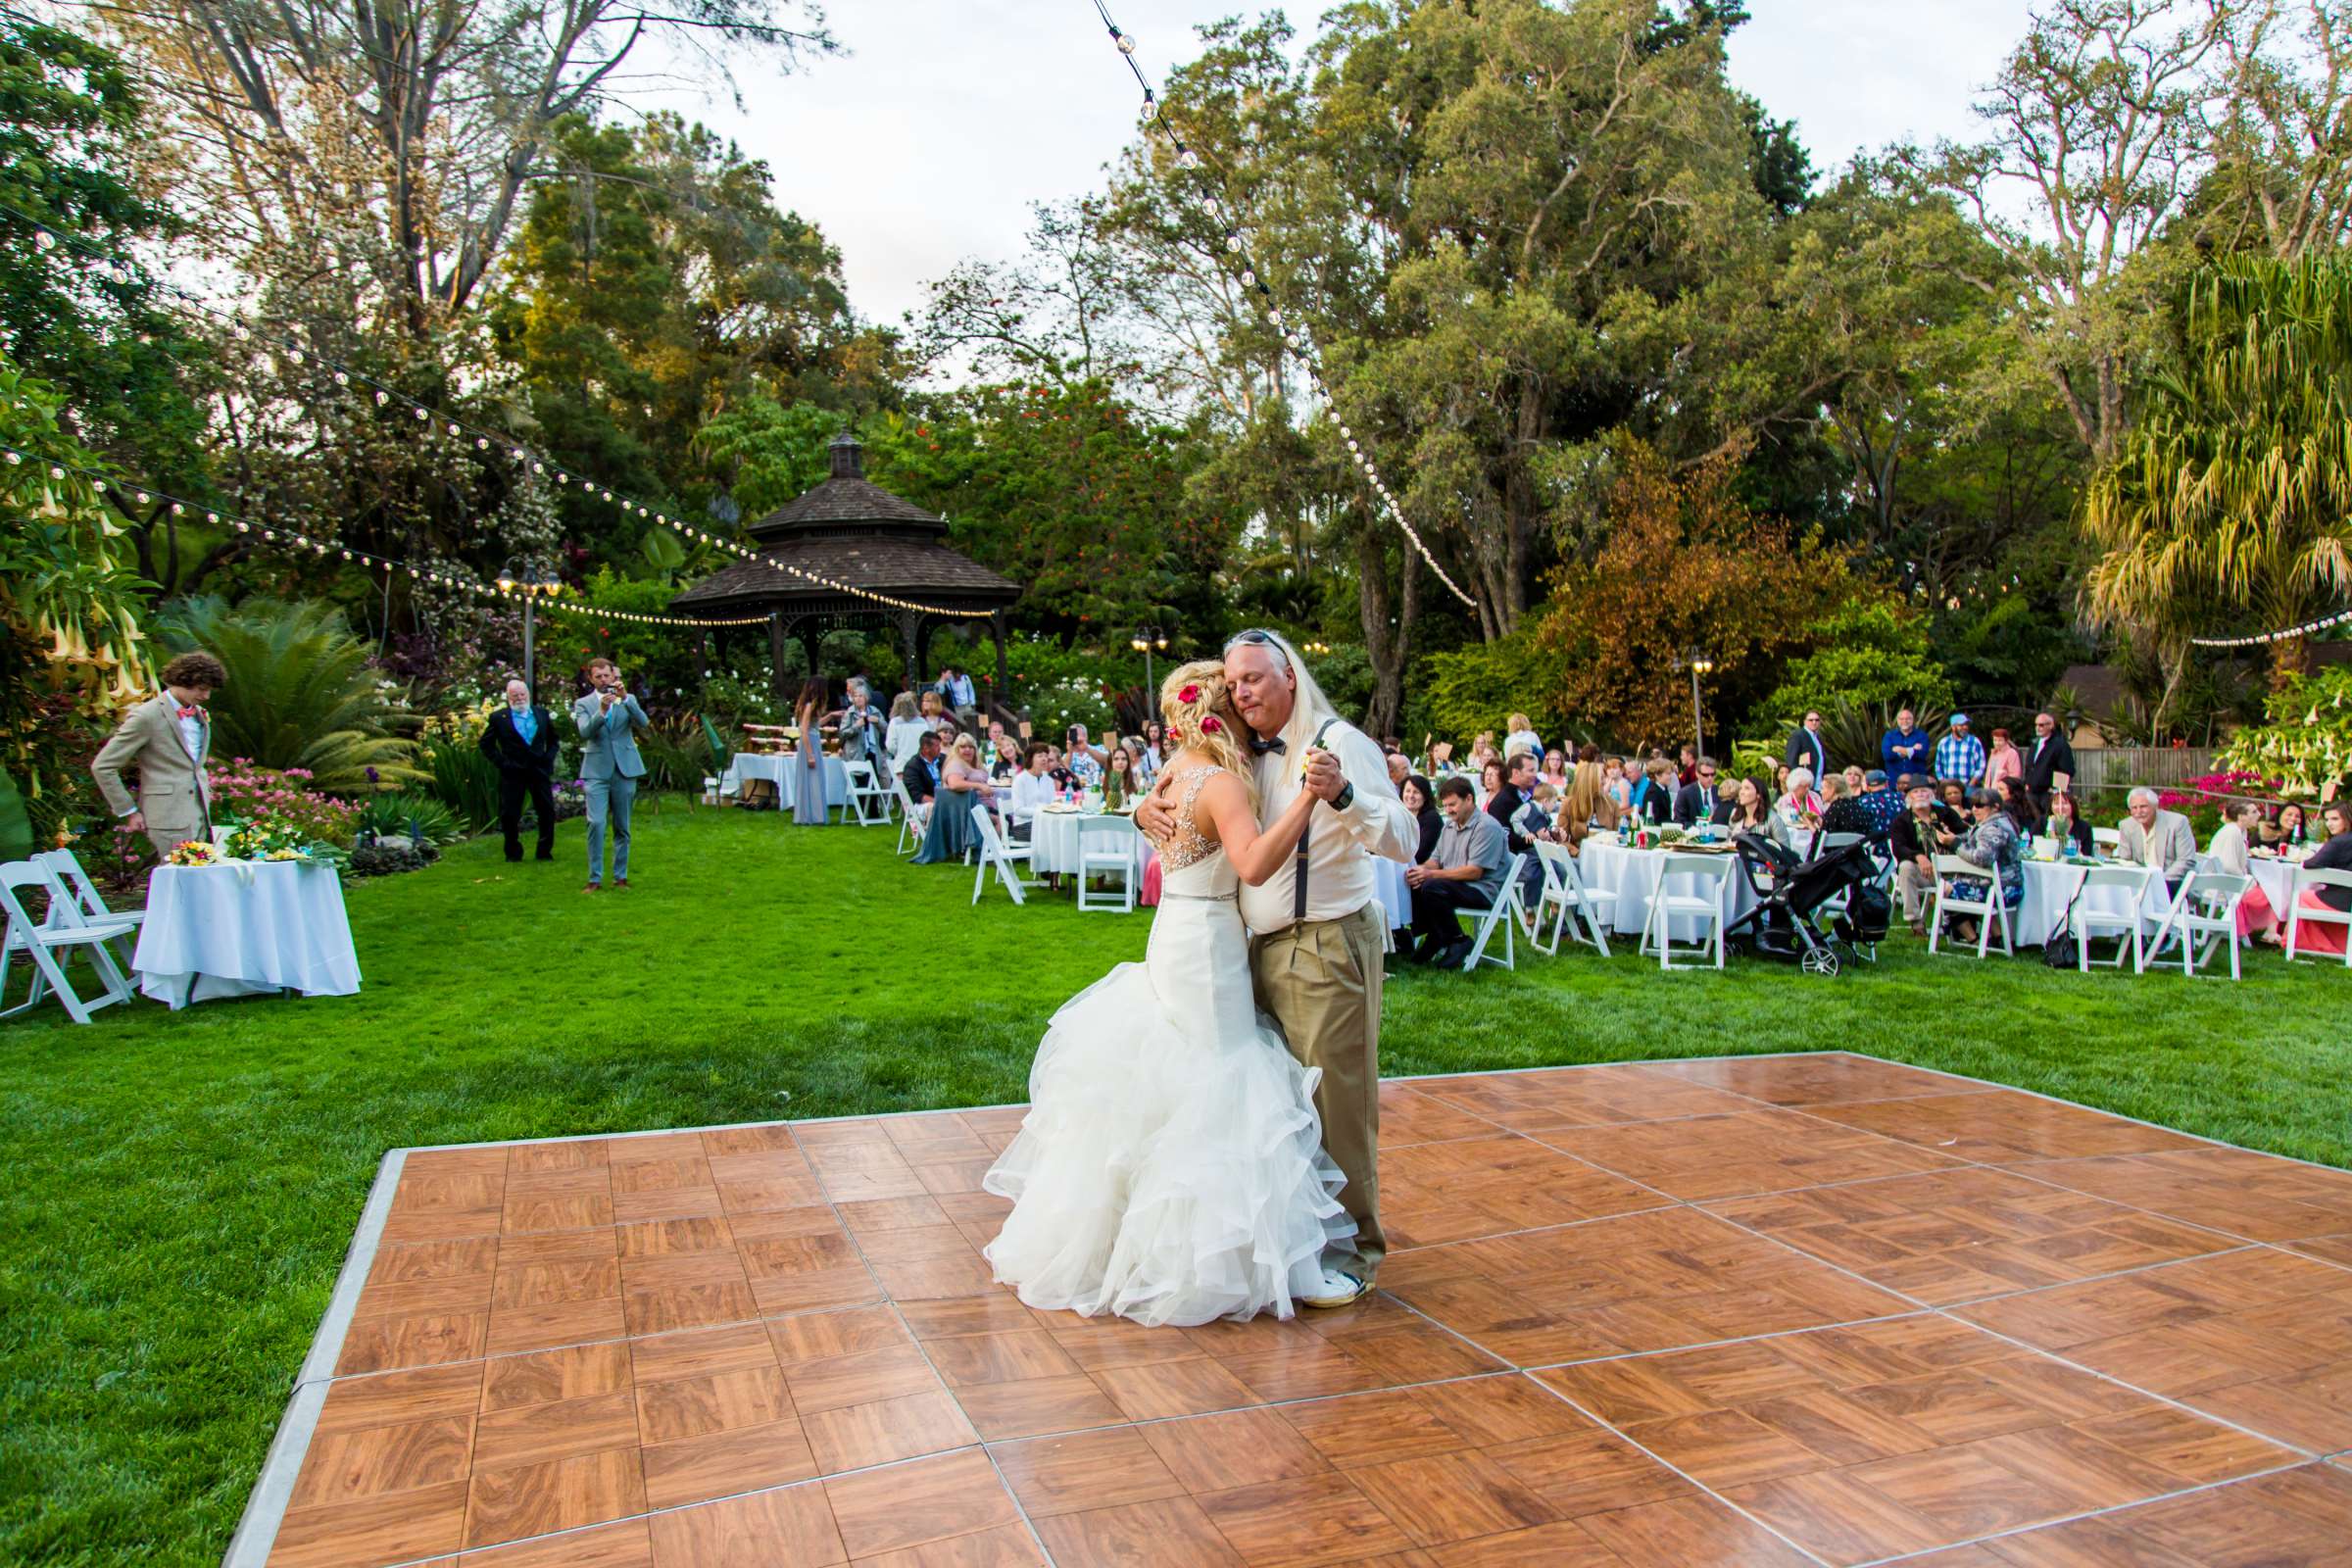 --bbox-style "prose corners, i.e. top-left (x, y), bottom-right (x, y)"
top-left (982, 960), bottom-right (1354, 1328)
